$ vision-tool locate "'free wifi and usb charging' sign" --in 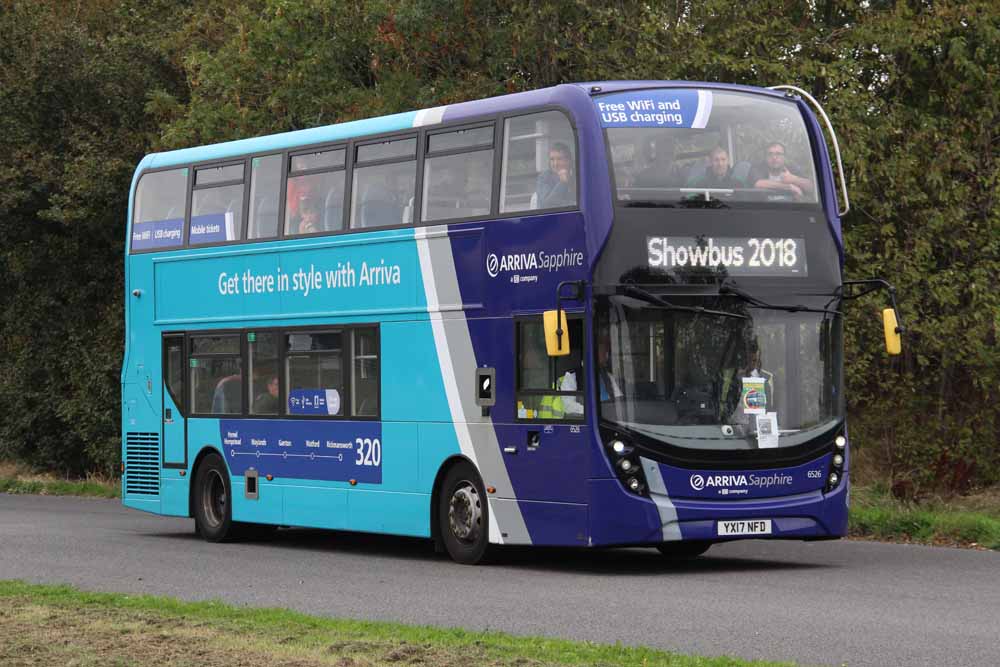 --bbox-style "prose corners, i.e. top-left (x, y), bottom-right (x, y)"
top-left (594, 89), bottom-right (713, 129)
